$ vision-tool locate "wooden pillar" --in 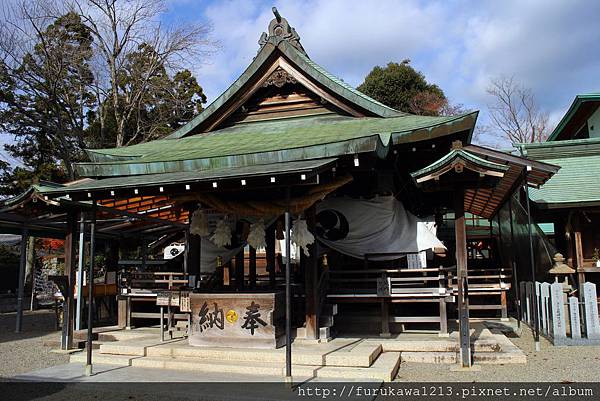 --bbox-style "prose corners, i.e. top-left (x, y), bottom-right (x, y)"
top-left (62, 211), bottom-right (77, 350)
top-left (304, 205), bottom-right (319, 340)
top-left (86, 202), bottom-right (97, 376)
top-left (15, 226), bottom-right (29, 333)
top-left (235, 249), bottom-right (245, 290)
top-left (574, 230), bottom-right (584, 270)
top-left (575, 227), bottom-right (586, 287)
top-left (187, 234), bottom-right (201, 277)
top-left (553, 217), bottom-right (567, 257)
top-left (380, 300), bottom-right (390, 337)
top-left (185, 205), bottom-right (201, 278)
top-left (106, 240), bottom-right (119, 272)
top-left (140, 236), bottom-right (147, 271)
top-left (566, 216), bottom-right (575, 268)
top-left (76, 214), bottom-right (86, 331)
top-left (249, 246), bottom-right (257, 289)
top-left (523, 170), bottom-right (540, 351)
top-left (454, 188), bottom-right (472, 367)
top-left (266, 223), bottom-right (276, 288)
top-left (284, 208), bottom-right (292, 380)
top-left (508, 197), bottom-right (521, 326)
